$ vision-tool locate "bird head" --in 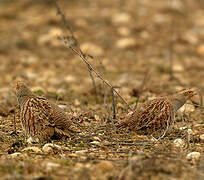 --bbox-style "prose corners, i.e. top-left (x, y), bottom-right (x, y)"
top-left (171, 89), bottom-right (197, 112)
top-left (16, 81), bottom-right (34, 105)
top-left (180, 89), bottom-right (197, 100)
